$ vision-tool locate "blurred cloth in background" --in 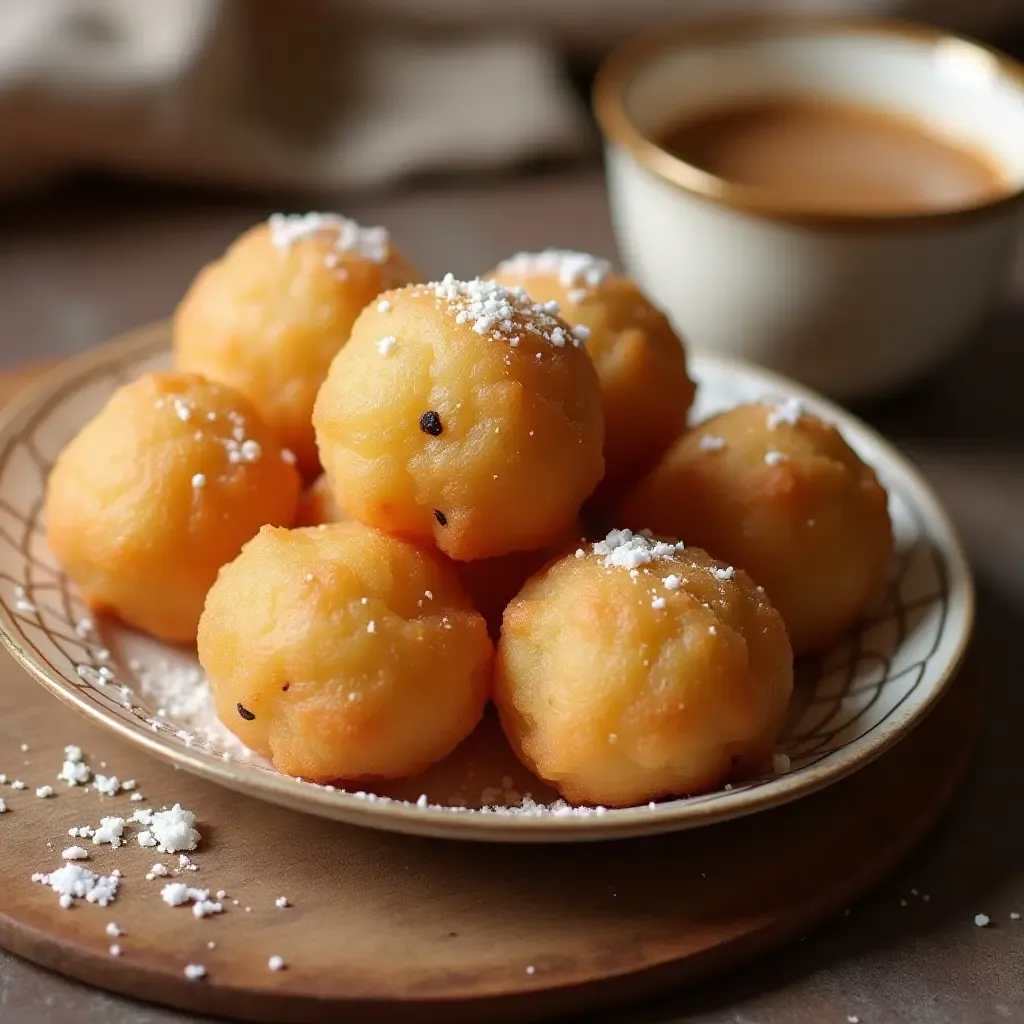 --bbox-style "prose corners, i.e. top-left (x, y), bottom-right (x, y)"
top-left (0, 0), bottom-right (1020, 197)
